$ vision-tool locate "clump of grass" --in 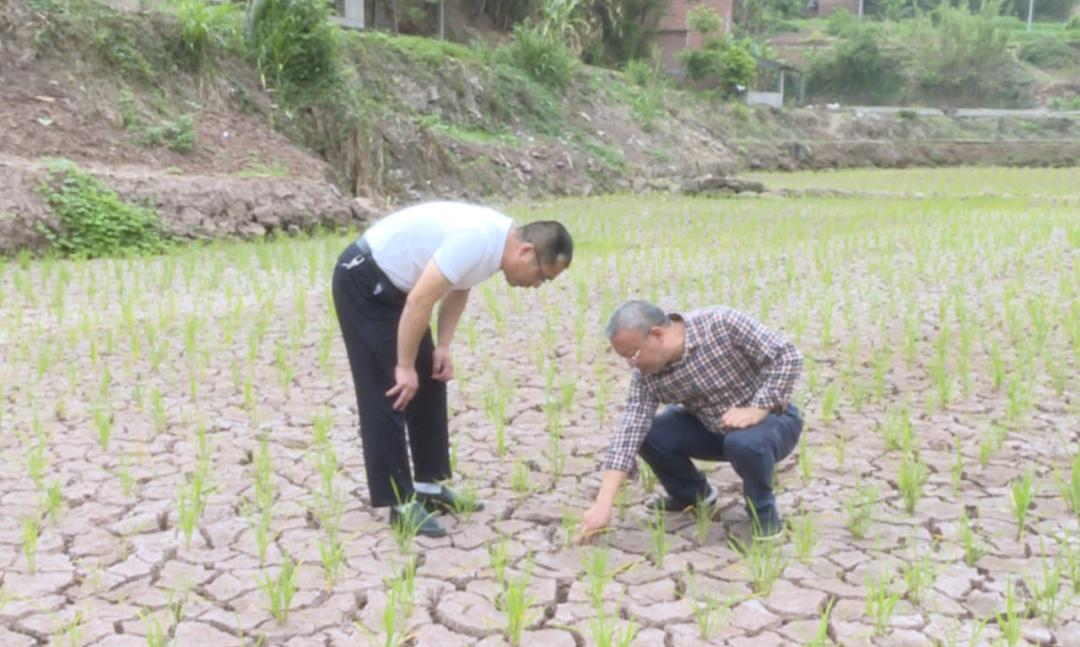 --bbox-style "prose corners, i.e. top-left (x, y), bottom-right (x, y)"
top-left (865, 571), bottom-right (900, 636)
top-left (844, 476), bottom-right (877, 539)
top-left (897, 452), bottom-right (928, 514)
top-left (500, 554), bottom-right (536, 646)
top-left (257, 556), bottom-right (297, 624)
top-left (1008, 466), bottom-right (1035, 539)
